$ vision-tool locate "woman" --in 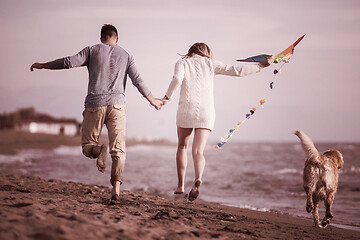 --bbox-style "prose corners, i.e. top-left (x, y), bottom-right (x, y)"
top-left (163, 43), bottom-right (273, 201)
